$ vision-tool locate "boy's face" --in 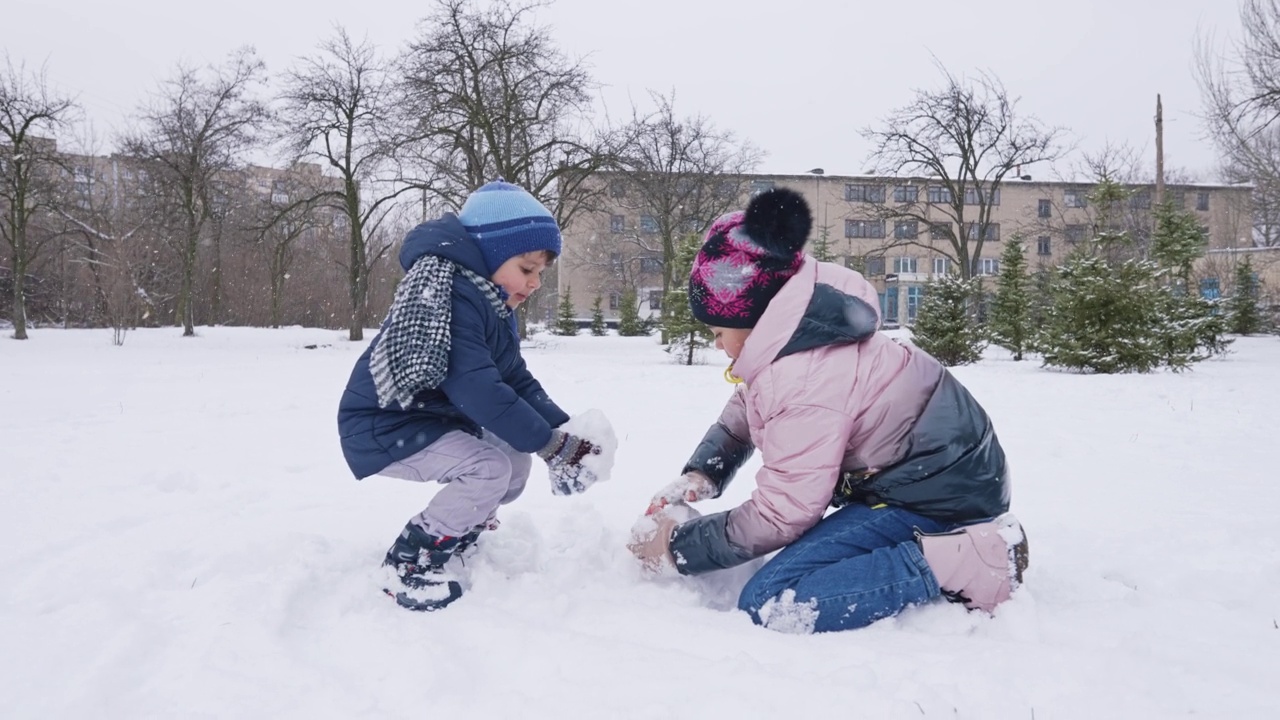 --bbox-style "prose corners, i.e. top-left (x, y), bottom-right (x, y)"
top-left (492, 251), bottom-right (550, 308)
top-left (710, 326), bottom-right (752, 361)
